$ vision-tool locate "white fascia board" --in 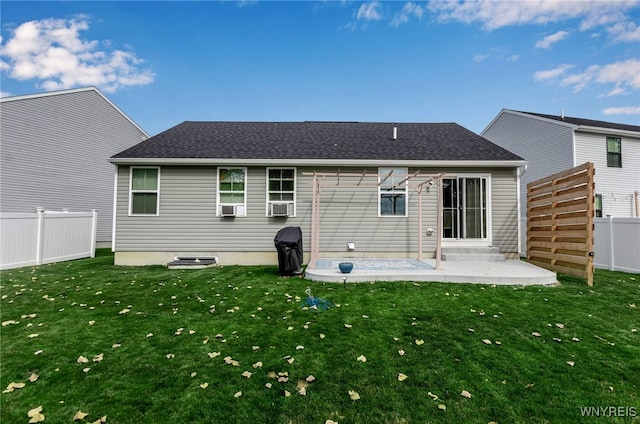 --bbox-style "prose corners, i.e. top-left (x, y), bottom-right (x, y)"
top-left (575, 126), bottom-right (640, 138)
top-left (109, 157), bottom-right (526, 168)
